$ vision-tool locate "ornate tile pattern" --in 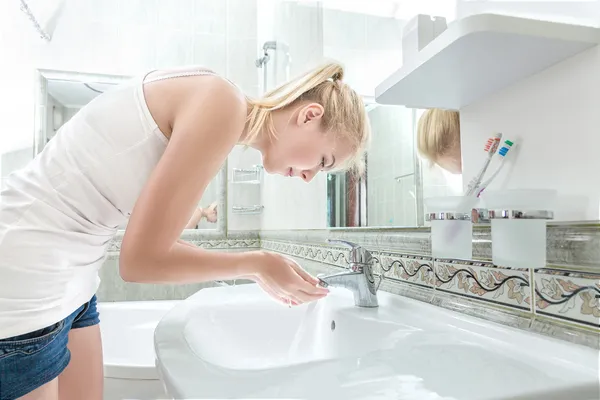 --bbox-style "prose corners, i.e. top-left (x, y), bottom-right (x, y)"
top-left (434, 259), bottom-right (532, 311)
top-left (534, 269), bottom-right (600, 329)
top-left (374, 252), bottom-right (434, 289)
top-left (108, 237), bottom-right (260, 254)
top-left (262, 240), bottom-right (436, 290)
top-left (194, 238), bottom-right (260, 250)
top-left (261, 240), bottom-right (349, 268)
